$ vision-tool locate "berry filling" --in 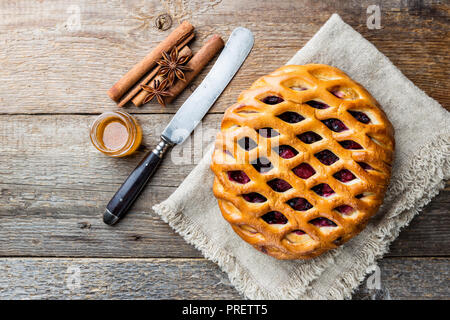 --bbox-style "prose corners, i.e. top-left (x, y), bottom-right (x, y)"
top-left (322, 119), bottom-right (348, 132)
top-left (242, 192), bottom-right (267, 203)
top-left (227, 171), bottom-right (250, 184)
top-left (315, 150), bottom-right (339, 165)
top-left (292, 163), bottom-right (316, 179)
top-left (238, 137), bottom-right (257, 151)
top-left (293, 230), bottom-right (306, 235)
top-left (358, 162), bottom-right (373, 170)
top-left (305, 100), bottom-right (330, 109)
top-left (331, 90), bottom-right (345, 99)
top-left (276, 145), bottom-right (298, 159)
top-left (309, 217), bottom-right (337, 227)
top-left (348, 110), bottom-right (370, 124)
top-left (267, 178), bottom-right (292, 192)
top-left (261, 95), bottom-right (284, 105)
top-left (257, 127), bottom-right (280, 138)
top-left (262, 211), bottom-right (288, 225)
top-left (287, 197), bottom-right (313, 211)
top-left (312, 183), bottom-right (335, 197)
top-left (339, 140), bottom-right (363, 149)
top-left (277, 112), bottom-right (305, 123)
top-left (298, 131), bottom-right (322, 144)
top-left (333, 169), bottom-right (356, 182)
top-left (252, 157), bottom-right (273, 173)
top-left (355, 193), bottom-right (364, 199)
top-left (335, 205), bottom-right (354, 215)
